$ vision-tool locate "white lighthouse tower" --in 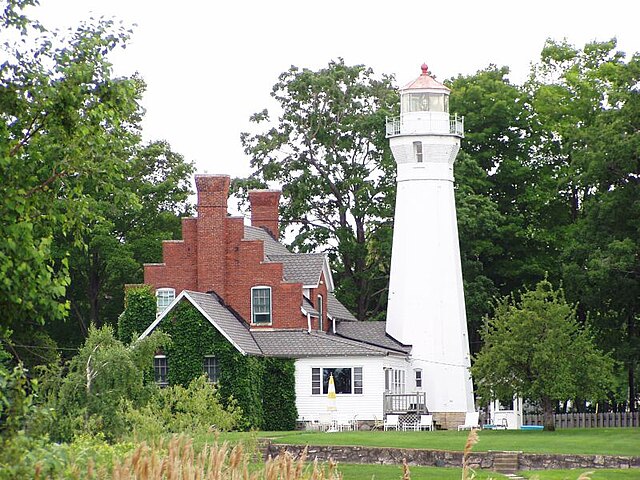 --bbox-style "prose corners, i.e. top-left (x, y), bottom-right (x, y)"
top-left (385, 64), bottom-right (475, 418)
